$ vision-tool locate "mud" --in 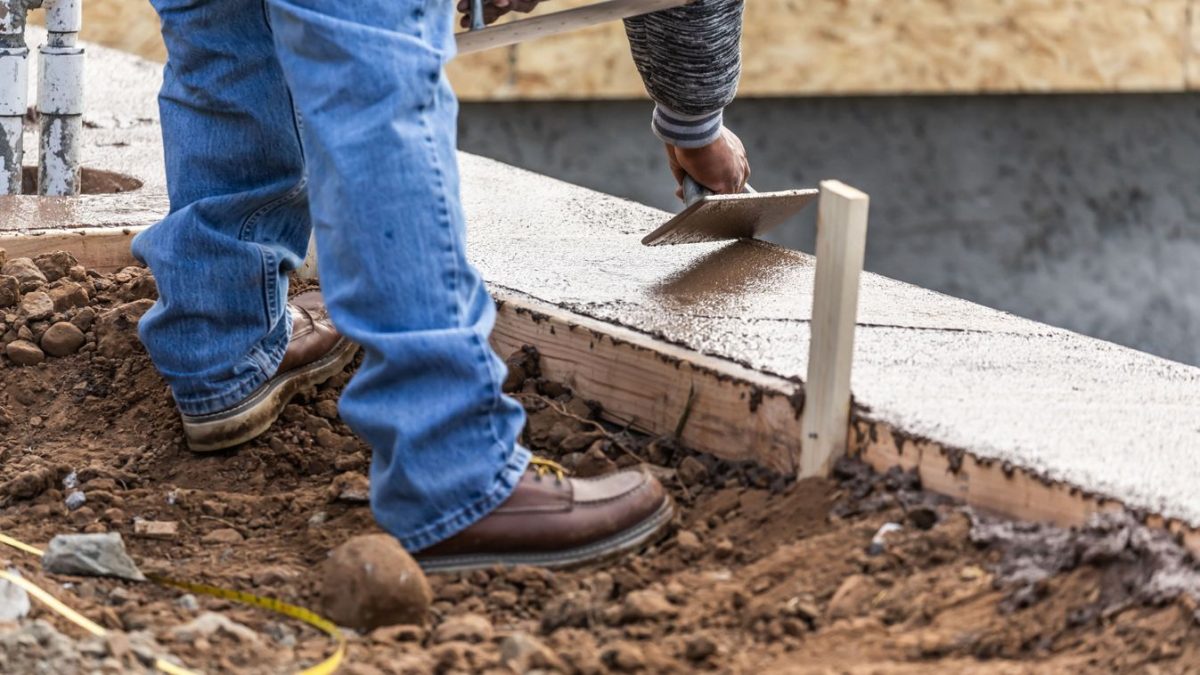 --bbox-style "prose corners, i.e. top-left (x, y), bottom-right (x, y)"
top-left (1, 258), bottom-right (1199, 673)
